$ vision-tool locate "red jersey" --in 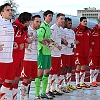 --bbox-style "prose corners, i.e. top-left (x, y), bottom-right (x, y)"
top-left (13, 18), bottom-right (28, 53)
top-left (73, 24), bottom-right (92, 57)
top-left (89, 25), bottom-right (100, 56)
